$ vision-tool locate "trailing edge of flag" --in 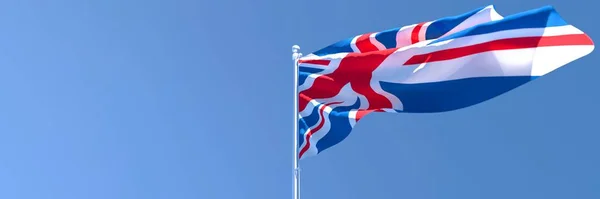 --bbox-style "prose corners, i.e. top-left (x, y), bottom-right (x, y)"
top-left (296, 5), bottom-right (594, 159)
